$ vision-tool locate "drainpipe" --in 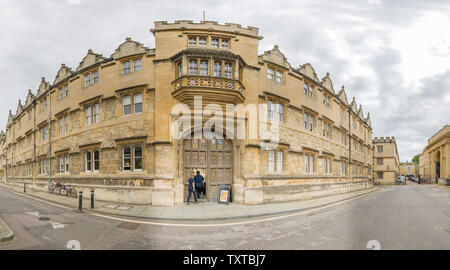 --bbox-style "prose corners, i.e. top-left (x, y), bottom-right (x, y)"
top-left (33, 99), bottom-right (36, 182)
top-left (48, 89), bottom-right (52, 185)
top-left (348, 105), bottom-right (351, 185)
